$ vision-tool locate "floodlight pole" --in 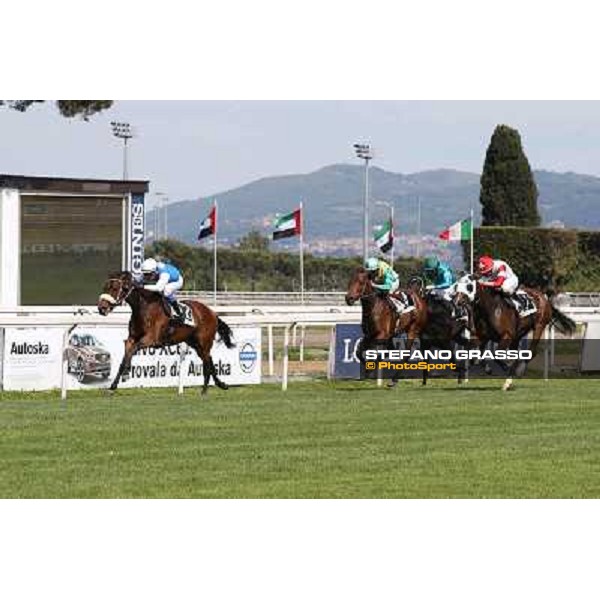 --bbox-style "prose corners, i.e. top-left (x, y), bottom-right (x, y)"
top-left (110, 121), bottom-right (134, 180)
top-left (354, 143), bottom-right (373, 263)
